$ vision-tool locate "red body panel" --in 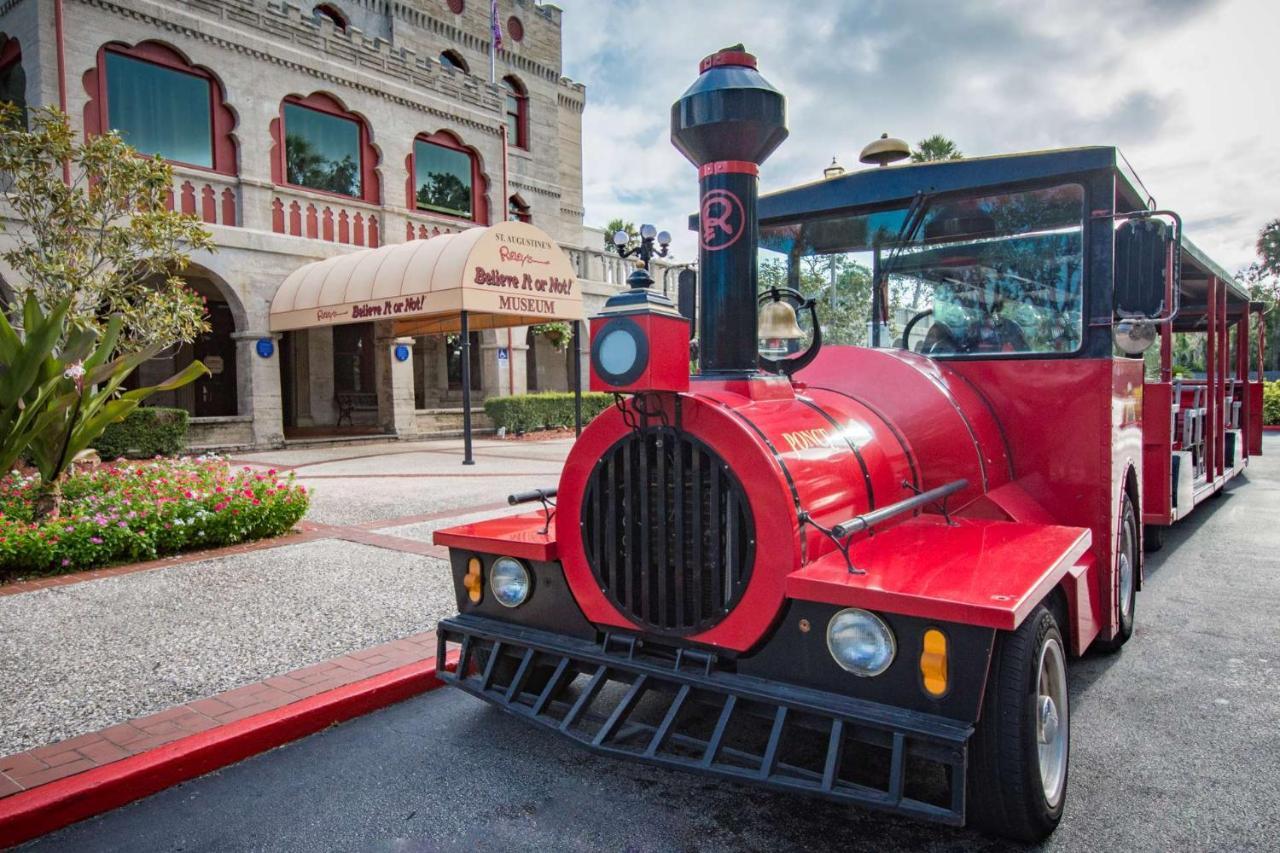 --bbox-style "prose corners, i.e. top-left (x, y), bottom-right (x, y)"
top-left (785, 515), bottom-right (1091, 630)
top-left (434, 512), bottom-right (558, 563)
